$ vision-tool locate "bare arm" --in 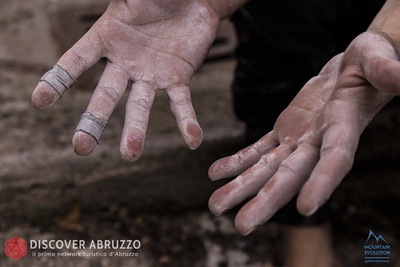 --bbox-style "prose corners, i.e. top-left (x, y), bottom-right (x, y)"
top-left (370, 0), bottom-right (400, 45)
